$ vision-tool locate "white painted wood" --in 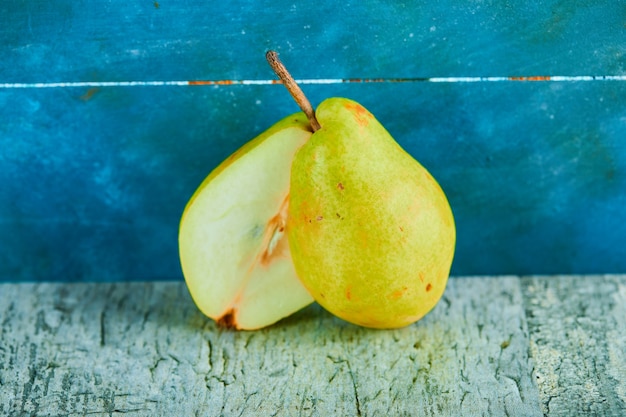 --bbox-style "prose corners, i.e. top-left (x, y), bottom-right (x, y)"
top-left (522, 275), bottom-right (626, 416)
top-left (2, 276), bottom-right (624, 416)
